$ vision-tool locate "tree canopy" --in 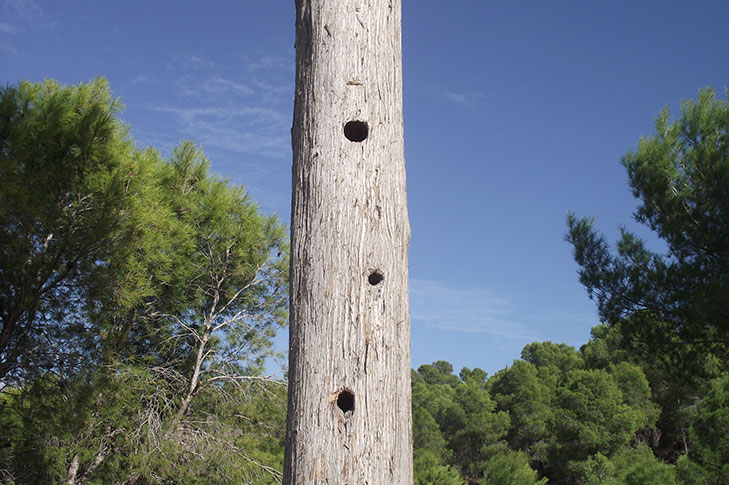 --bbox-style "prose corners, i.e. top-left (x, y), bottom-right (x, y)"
top-left (0, 79), bottom-right (137, 381)
top-left (0, 78), bottom-right (288, 483)
top-left (567, 88), bottom-right (729, 365)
